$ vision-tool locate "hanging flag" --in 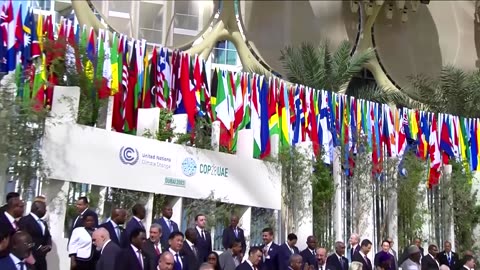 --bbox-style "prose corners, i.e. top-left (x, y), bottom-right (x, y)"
top-left (125, 40), bottom-right (138, 133)
top-left (112, 35), bottom-right (125, 132)
top-left (100, 30), bottom-right (111, 99)
top-left (259, 76), bottom-right (270, 159)
top-left (251, 74), bottom-right (262, 158)
top-left (428, 114), bottom-right (441, 188)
